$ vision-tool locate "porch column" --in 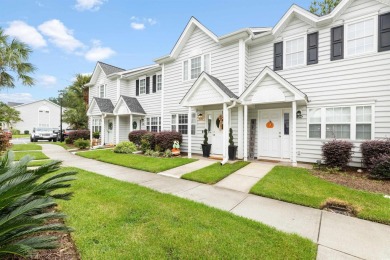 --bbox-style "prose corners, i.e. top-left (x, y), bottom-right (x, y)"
top-left (292, 101), bottom-right (297, 167)
top-left (116, 115), bottom-right (120, 144)
top-left (223, 103), bottom-right (229, 160)
top-left (101, 115), bottom-right (105, 145)
top-left (129, 114), bottom-right (133, 133)
top-left (188, 107), bottom-right (192, 158)
top-left (89, 117), bottom-right (93, 147)
top-left (243, 105), bottom-right (248, 161)
top-left (237, 106), bottom-right (244, 159)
